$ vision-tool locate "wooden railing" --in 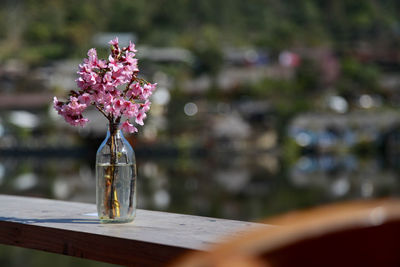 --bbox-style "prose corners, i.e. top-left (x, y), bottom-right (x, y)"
top-left (0, 195), bottom-right (267, 266)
